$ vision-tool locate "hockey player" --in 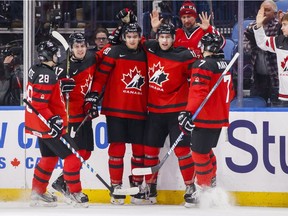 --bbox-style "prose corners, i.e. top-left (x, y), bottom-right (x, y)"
top-left (25, 40), bottom-right (88, 207)
top-left (178, 33), bottom-right (235, 206)
top-left (52, 33), bottom-right (98, 200)
top-left (150, 1), bottom-right (225, 57)
top-left (91, 22), bottom-right (148, 205)
top-left (137, 23), bottom-right (197, 205)
top-left (253, 8), bottom-right (288, 104)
